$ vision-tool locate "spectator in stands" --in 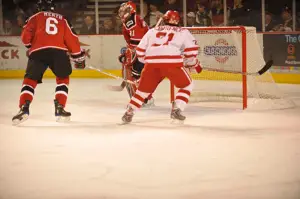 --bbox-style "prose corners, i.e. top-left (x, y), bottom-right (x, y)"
top-left (3, 19), bottom-right (13, 35)
top-left (230, 0), bottom-right (261, 29)
top-left (187, 12), bottom-right (197, 27)
top-left (164, 0), bottom-right (182, 12)
top-left (280, 7), bottom-right (293, 31)
top-left (113, 16), bottom-right (123, 34)
top-left (100, 18), bottom-right (115, 34)
top-left (230, 0), bottom-right (248, 25)
top-left (13, 15), bottom-right (25, 35)
top-left (80, 15), bottom-right (96, 34)
top-left (272, 7), bottom-right (293, 32)
top-left (210, 0), bottom-right (229, 26)
top-left (71, 11), bottom-right (85, 34)
top-left (144, 3), bottom-right (163, 28)
top-left (265, 12), bottom-right (277, 32)
top-left (112, 6), bottom-right (122, 34)
top-left (195, 3), bottom-right (212, 26)
top-left (141, 2), bottom-right (148, 18)
top-left (188, 0), bottom-right (210, 11)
